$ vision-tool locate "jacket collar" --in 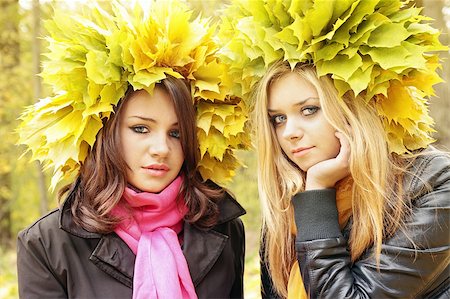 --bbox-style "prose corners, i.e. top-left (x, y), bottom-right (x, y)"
top-left (216, 189), bottom-right (246, 225)
top-left (59, 194), bottom-right (102, 238)
top-left (59, 186), bottom-right (245, 288)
